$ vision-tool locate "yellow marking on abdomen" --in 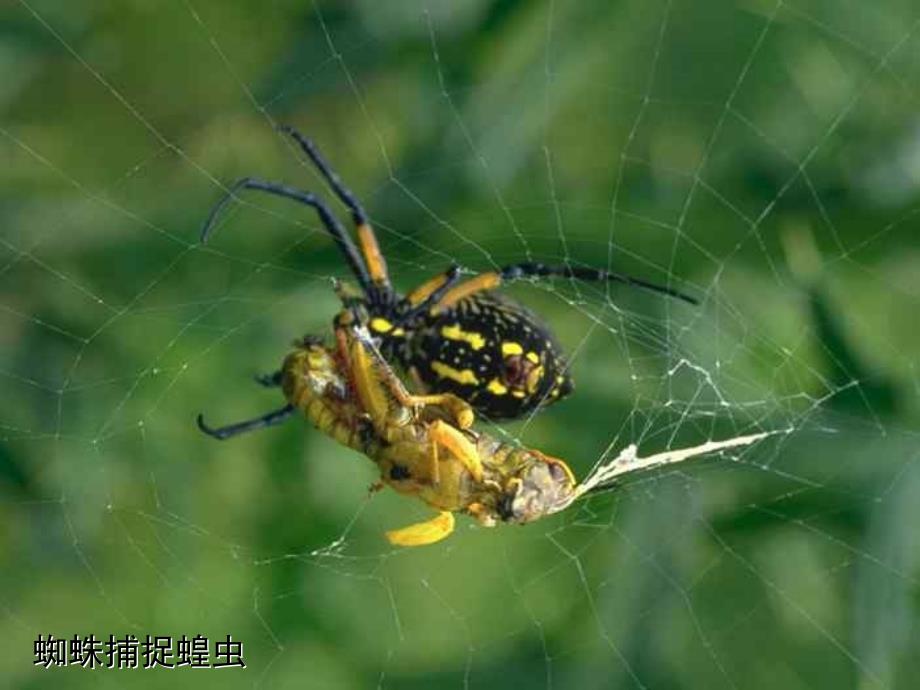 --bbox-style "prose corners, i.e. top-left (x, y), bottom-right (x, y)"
top-left (431, 361), bottom-right (480, 386)
top-left (370, 317), bottom-right (394, 333)
top-left (486, 378), bottom-right (508, 395)
top-left (441, 324), bottom-right (486, 350)
top-left (525, 351), bottom-right (540, 364)
top-left (501, 342), bottom-right (523, 356)
top-left (525, 365), bottom-right (544, 393)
